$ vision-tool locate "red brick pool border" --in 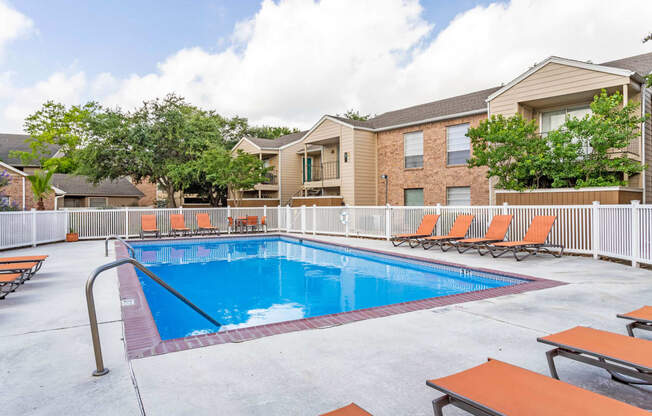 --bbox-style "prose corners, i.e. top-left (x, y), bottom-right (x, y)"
top-left (115, 234), bottom-right (566, 359)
